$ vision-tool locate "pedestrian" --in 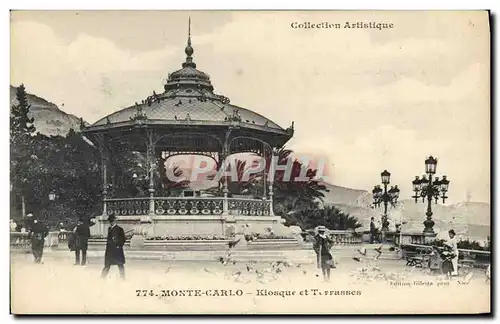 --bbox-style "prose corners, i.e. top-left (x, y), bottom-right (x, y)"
top-left (101, 213), bottom-right (126, 279)
top-left (444, 229), bottom-right (459, 276)
top-left (10, 219), bottom-right (17, 232)
top-left (25, 213), bottom-right (34, 232)
top-left (370, 217), bottom-right (378, 244)
top-left (73, 217), bottom-right (91, 266)
top-left (313, 225), bottom-right (335, 282)
top-left (28, 215), bottom-right (49, 264)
